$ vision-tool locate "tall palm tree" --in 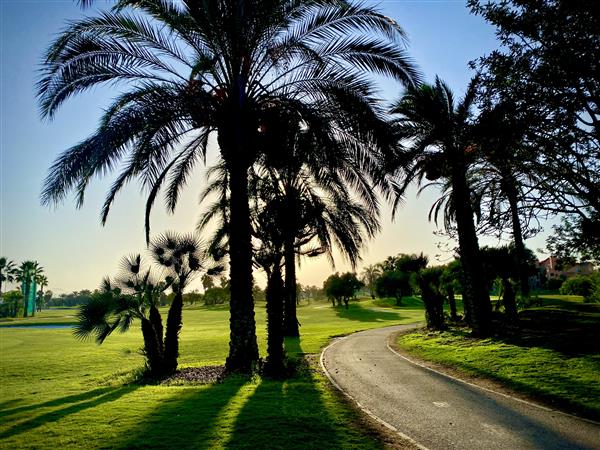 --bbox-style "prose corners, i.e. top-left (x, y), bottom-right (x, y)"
top-left (471, 102), bottom-right (539, 298)
top-left (360, 265), bottom-right (382, 299)
top-left (39, 0), bottom-right (418, 372)
top-left (16, 261), bottom-right (43, 317)
top-left (389, 77), bottom-right (492, 336)
top-left (200, 157), bottom-right (379, 372)
top-left (36, 274), bottom-right (49, 312)
top-left (0, 257), bottom-right (17, 294)
top-left (254, 107), bottom-right (384, 336)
